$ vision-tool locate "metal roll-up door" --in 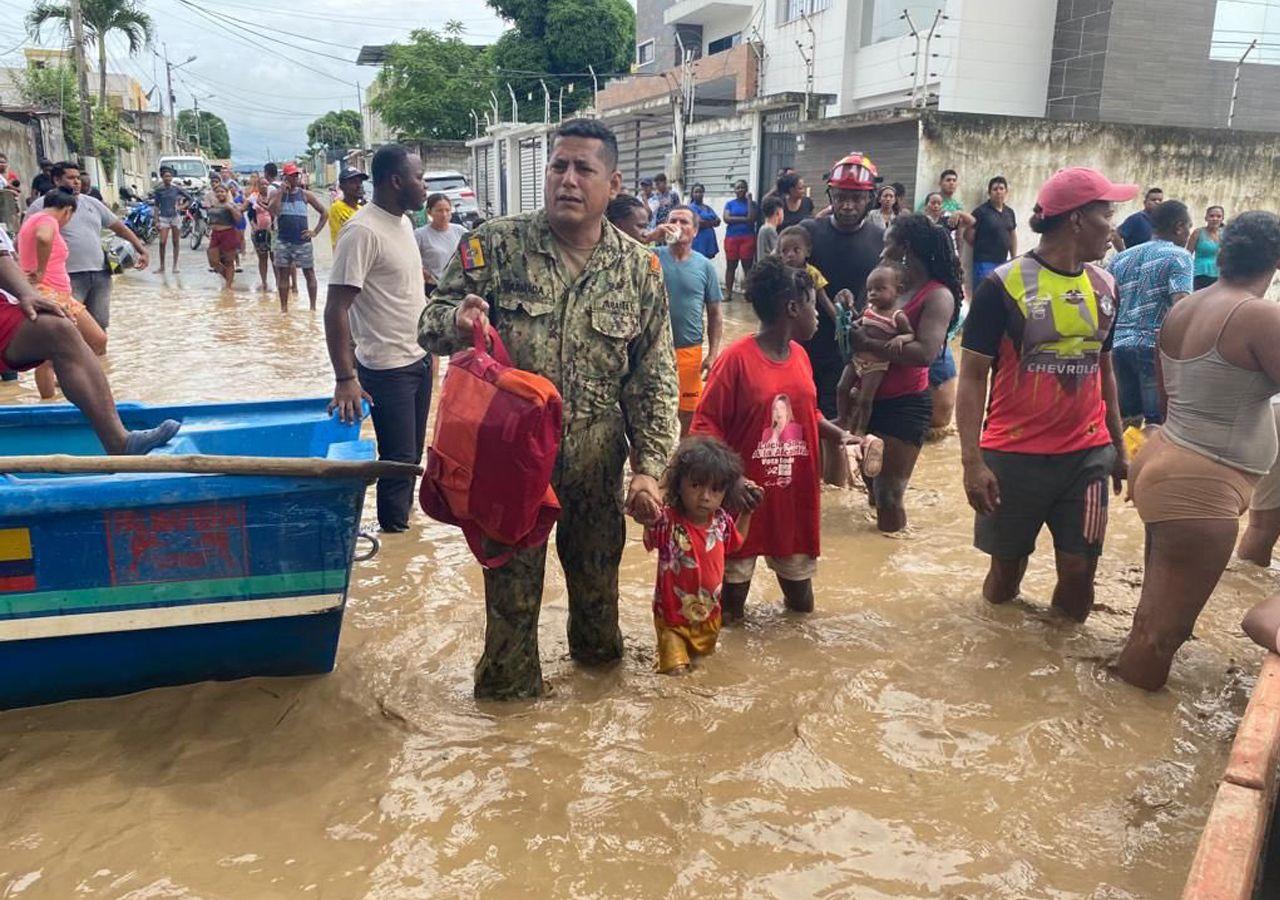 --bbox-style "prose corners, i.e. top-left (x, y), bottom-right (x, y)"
top-left (685, 130), bottom-right (752, 194)
top-left (519, 138), bottom-right (540, 212)
top-left (611, 114), bottom-right (674, 190)
top-left (493, 139), bottom-right (506, 217)
top-left (475, 145), bottom-right (491, 216)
